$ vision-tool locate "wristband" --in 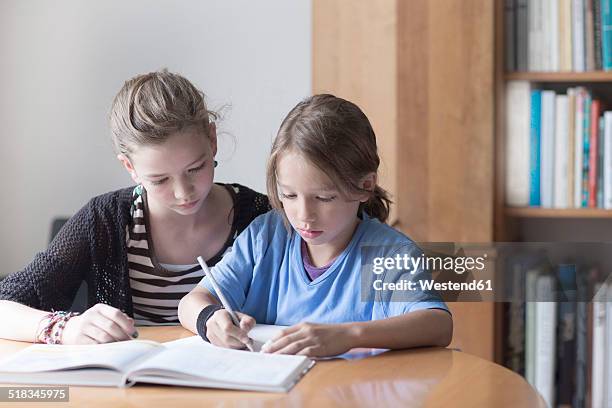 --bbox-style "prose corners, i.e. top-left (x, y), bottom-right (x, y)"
top-left (196, 304), bottom-right (224, 342)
